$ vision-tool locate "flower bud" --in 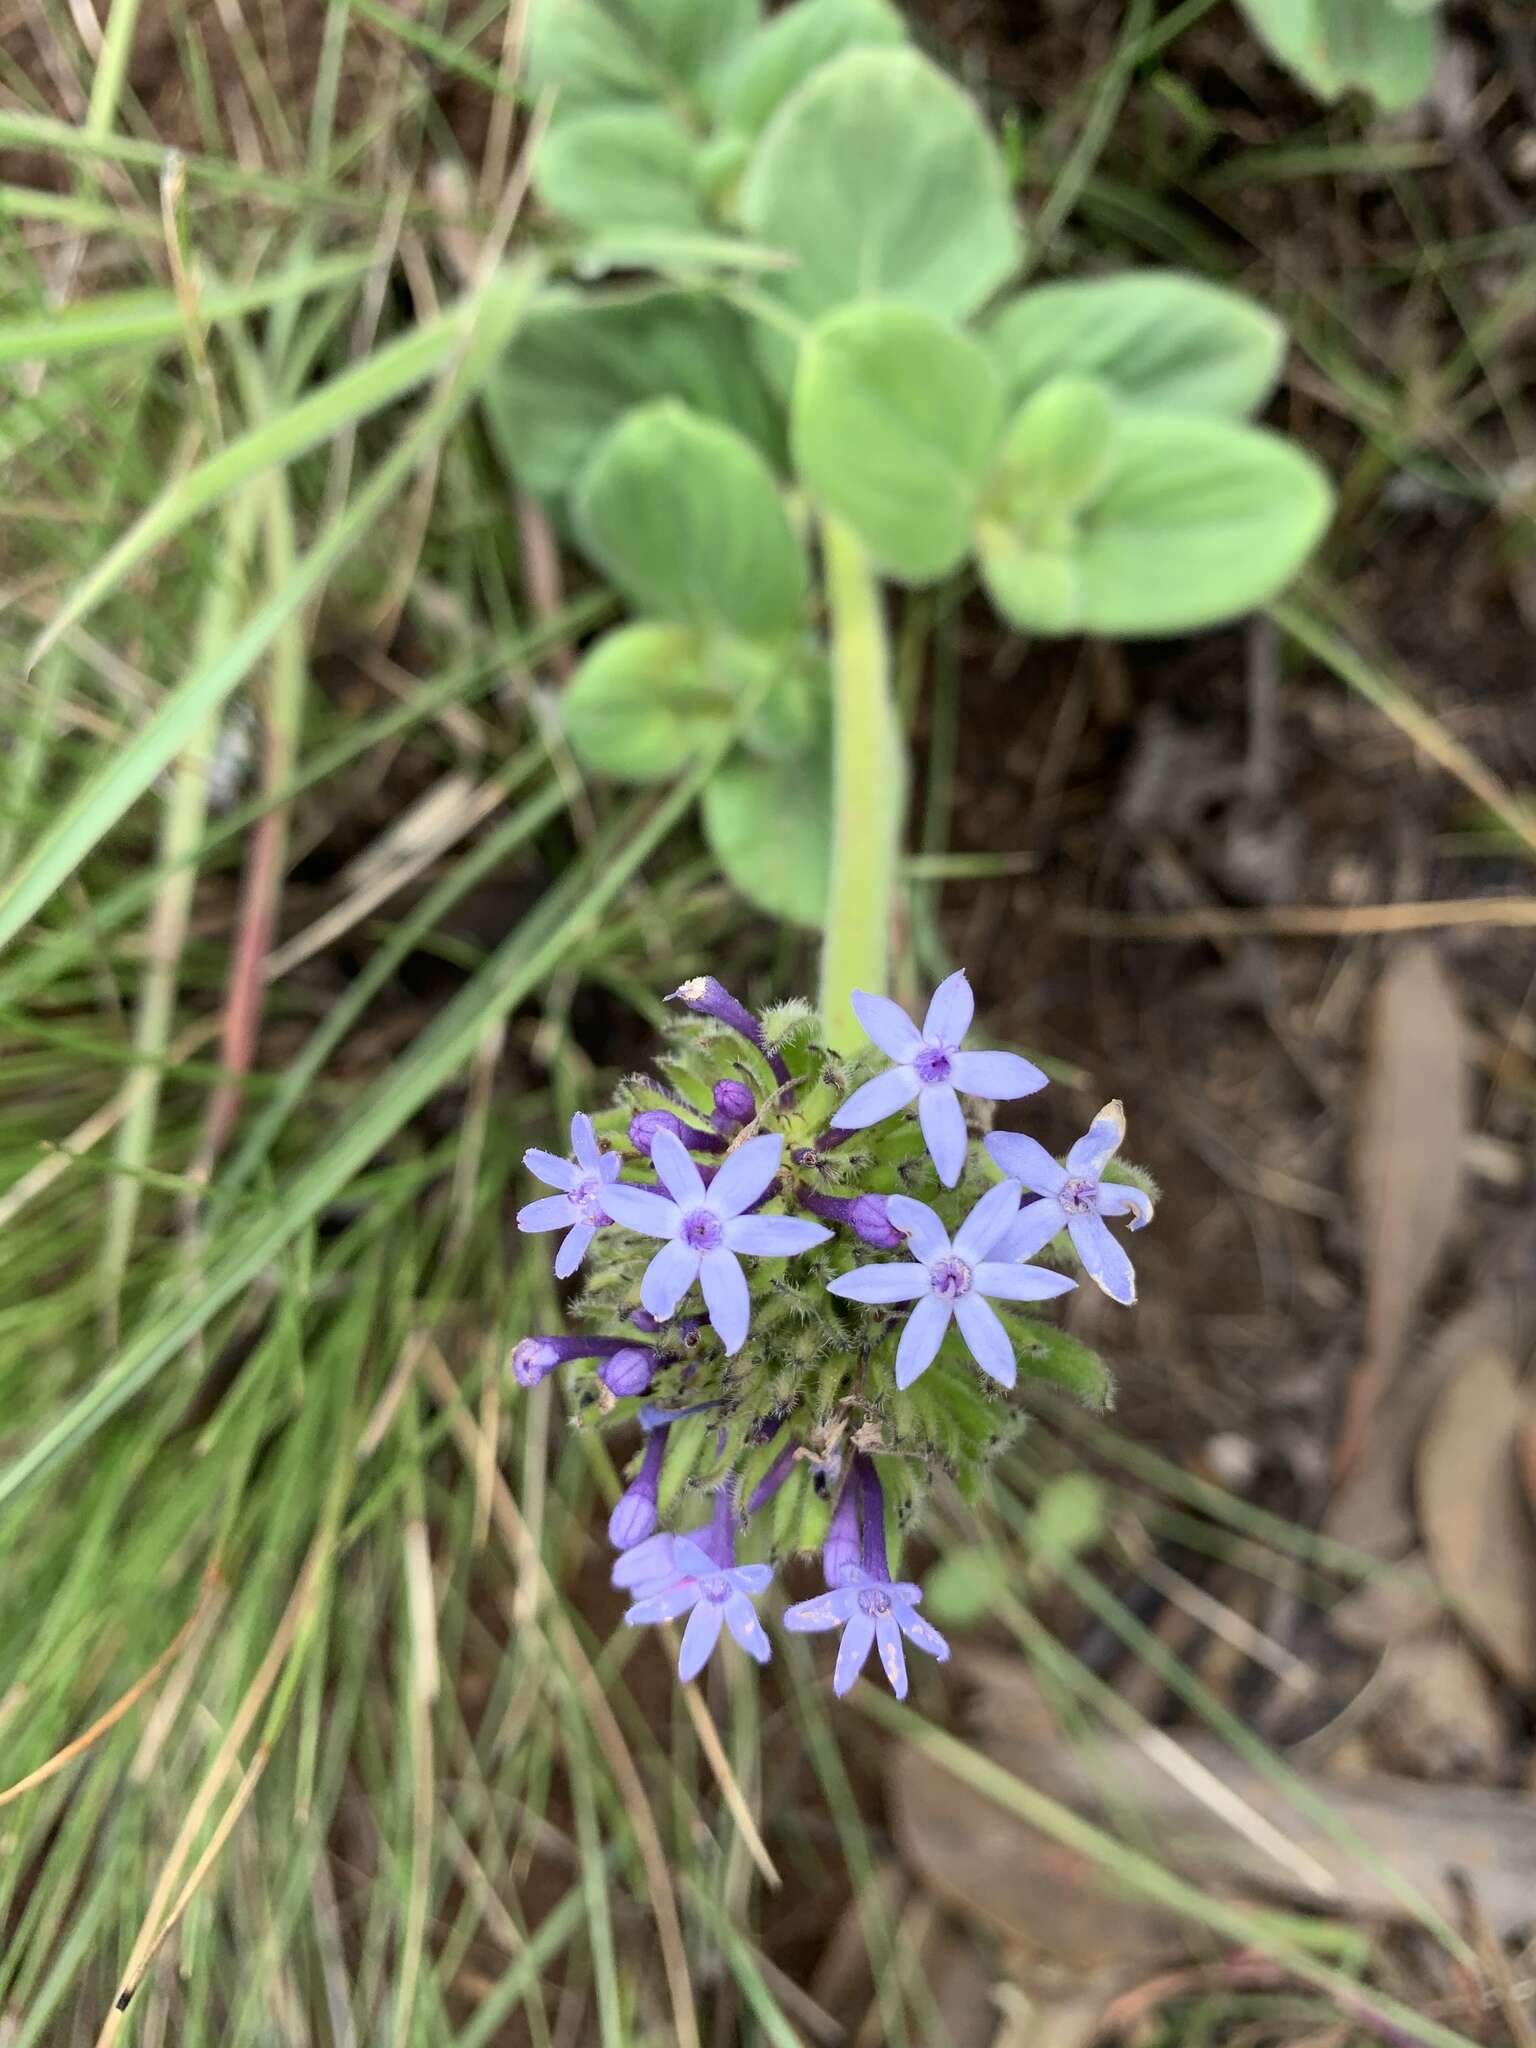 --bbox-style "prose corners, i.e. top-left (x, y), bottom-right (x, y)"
top-left (629, 1108), bottom-right (725, 1157)
top-left (800, 1189), bottom-right (903, 1250)
top-left (609, 1427), bottom-right (667, 1550)
top-left (668, 975), bottom-right (790, 1085)
top-left (712, 1079), bottom-right (756, 1131)
top-left (510, 1334), bottom-right (626, 1390)
top-left (599, 1346), bottom-right (655, 1399)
